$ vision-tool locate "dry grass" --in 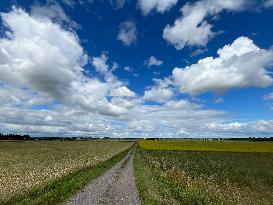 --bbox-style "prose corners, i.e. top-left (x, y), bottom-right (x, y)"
top-left (0, 140), bottom-right (133, 202)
